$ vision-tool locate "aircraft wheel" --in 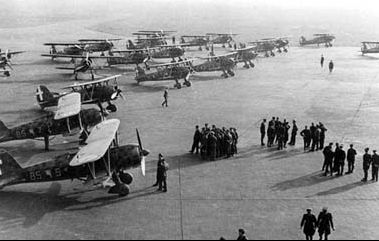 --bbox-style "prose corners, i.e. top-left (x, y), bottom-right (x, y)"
top-left (174, 83), bottom-right (182, 89)
top-left (228, 70), bottom-right (235, 77)
top-left (184, 81), bottom-right (192, 87)
top-left (284, 49), bottom-right (288, 53)
top-left (250, 62), bottom-right (255, 68)
top-left (106, 104), bottom-right (117, 113)
top-left (221, 73), bottom-right (228, 78)
top-left (118, 184), bottom-right (130, 197)
top-left (4, 71), bottom-right (10, 77)
top-left (329, 43), bottom-right (333, 47)
top-left (119, 171), bottom-right (133, 185)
